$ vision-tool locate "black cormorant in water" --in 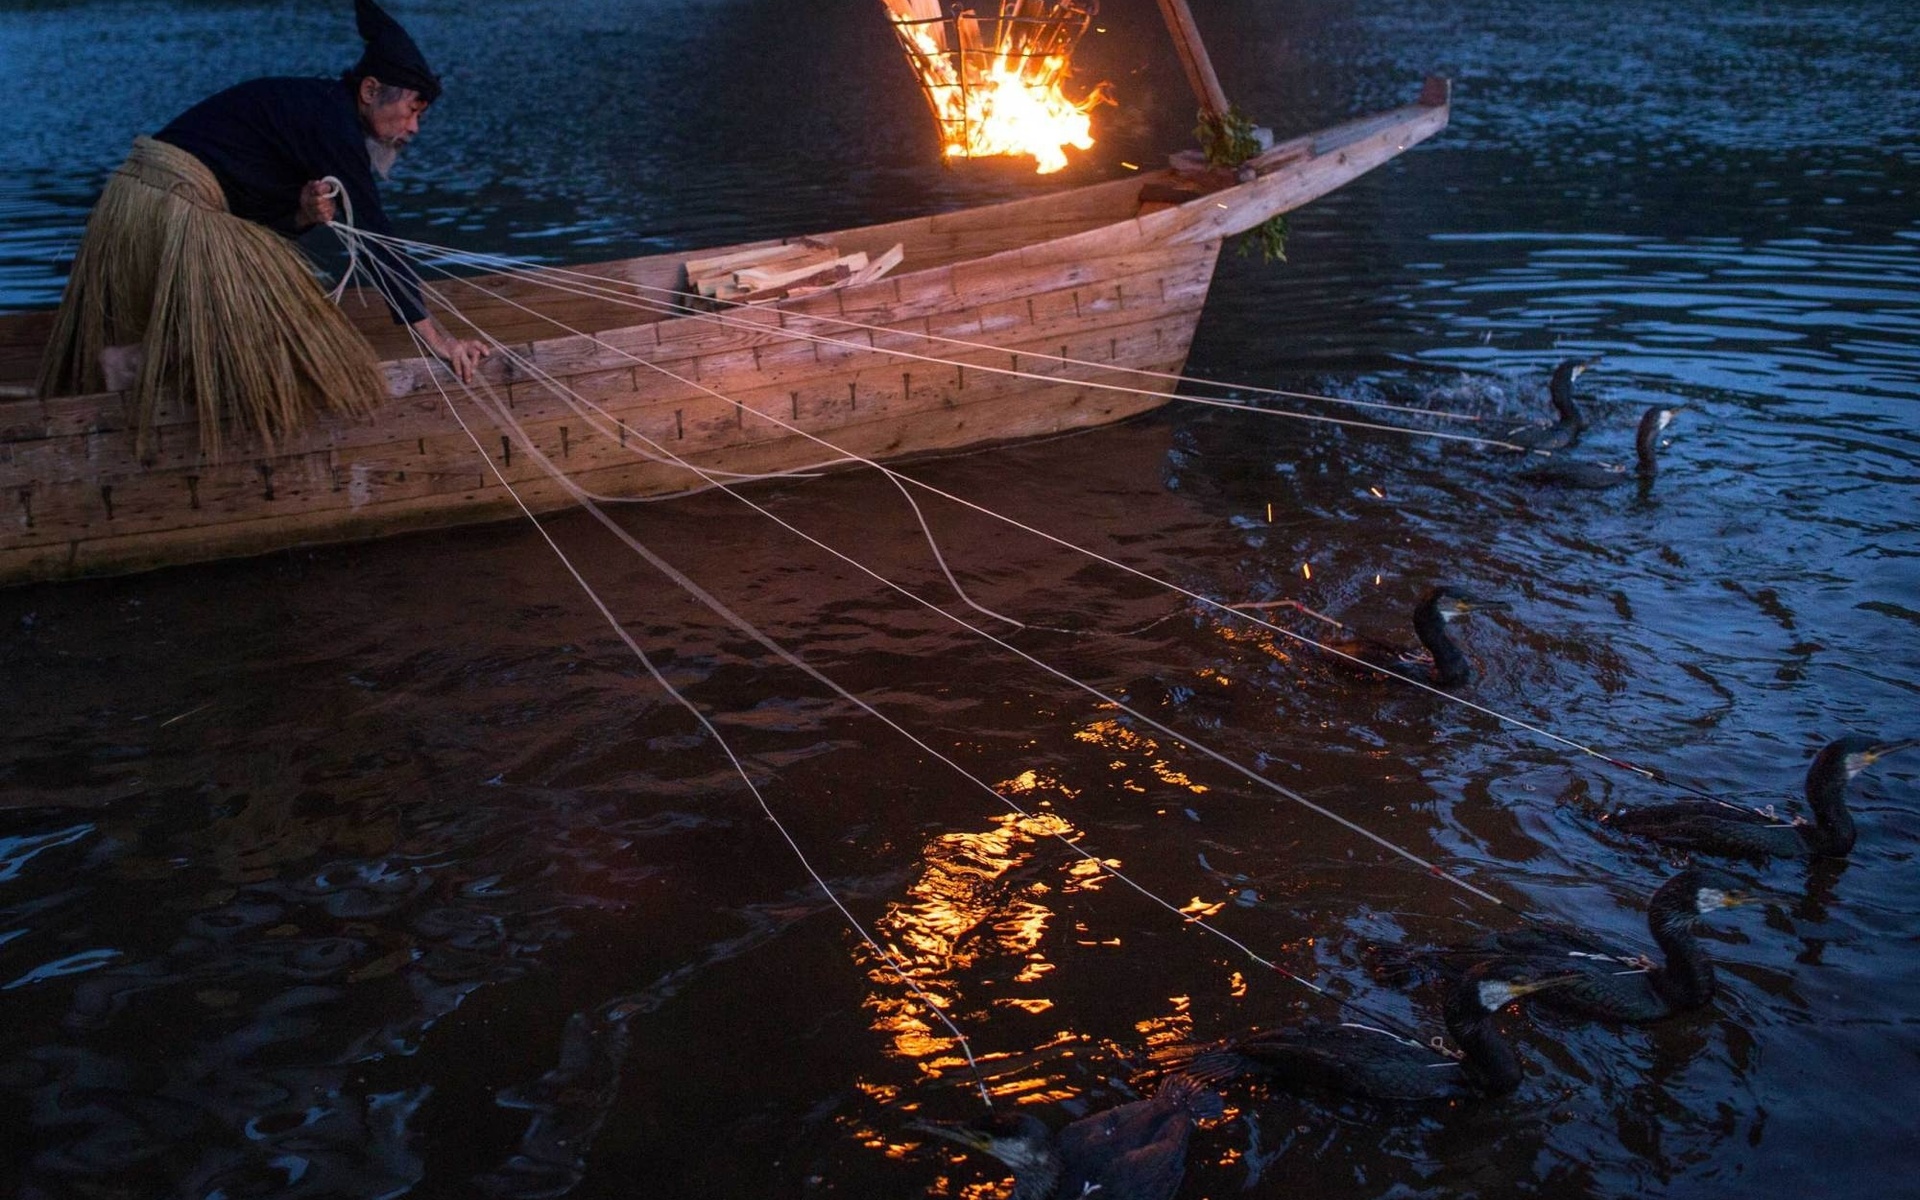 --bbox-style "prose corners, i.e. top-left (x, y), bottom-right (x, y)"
top-left (910, 1074), bottom-right (1223, 1200)
top-left (1604, 735), bottom-right (1916, 859)
top-left (1384, 867), bottom-right (1758, 1024)
top-left (1154, 966), bottom-right (1568, 1103)
top-left (1500, 356), bottom-right (1601, 451)
top-left (1328, 585), bottom-right (1511, 687)
top-left (1518, 405), bottom-right (1682, 489)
